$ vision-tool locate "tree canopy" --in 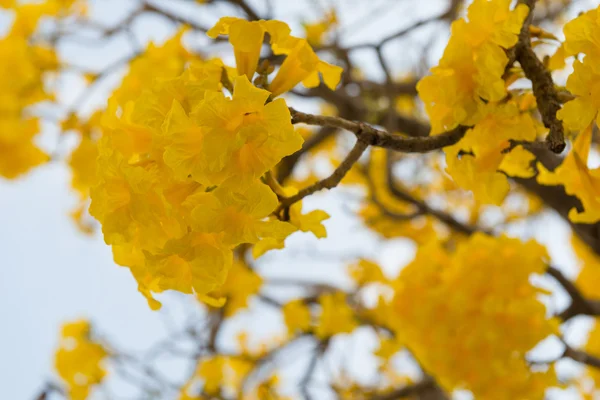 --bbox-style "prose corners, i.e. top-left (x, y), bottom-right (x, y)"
top-left (5, 0), bottom-right (600, 399)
